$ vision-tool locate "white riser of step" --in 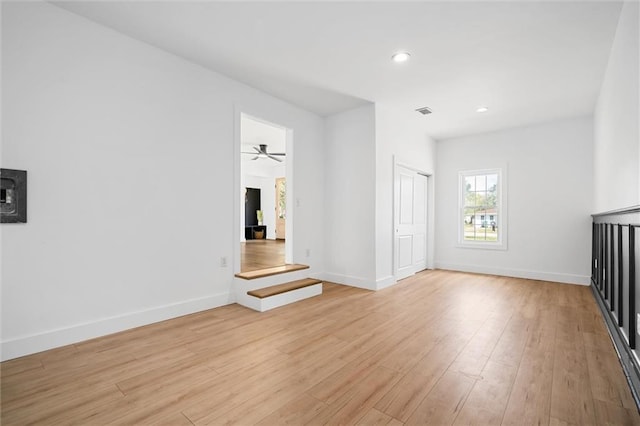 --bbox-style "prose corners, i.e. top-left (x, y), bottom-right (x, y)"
top-left (237, 283), bottom-right (322, 312)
